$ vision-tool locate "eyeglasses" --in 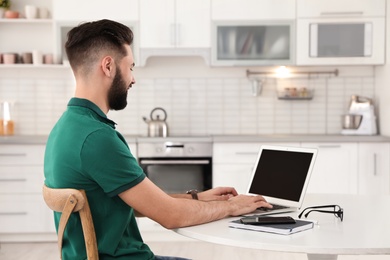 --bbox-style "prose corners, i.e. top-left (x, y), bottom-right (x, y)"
top-left (298, 205), bottom-right (344, 221)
